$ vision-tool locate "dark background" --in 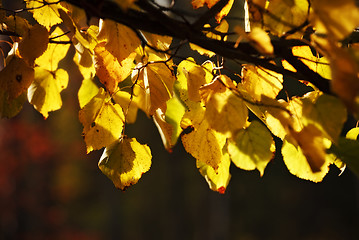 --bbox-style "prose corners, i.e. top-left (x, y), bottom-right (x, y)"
top-left (1, 0), bottom-right (359, 239)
